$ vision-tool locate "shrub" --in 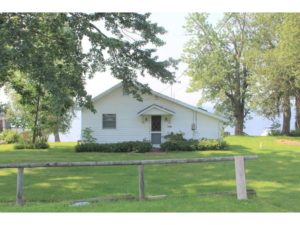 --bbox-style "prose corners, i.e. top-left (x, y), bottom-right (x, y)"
top-left (34, 138), bottom-right (50, 149)
top-left (161, 138), bottom-right (227, 151)
top-left (14, 143), bottom-right (34, 149)
top-left (14, 141), bottom-right (49, 150)
top-left (75, 141), bottom-right (152, 153)
top-left (0, 130), bottom-right (20, 143)
top-left (164, 132), bottom-right (186, 142)
top-left (289, 129), bottom-right (300, 137)
top-left (82, 127), bottom-right (96, 144)
top-left (198, 138), bottom-right (227, 150)
top-left (14, 135), bottom-right (49, 150)
top-left (223, 131), bottom-right (231, 137)
top-left (160, 139), bottom-right (197, 151)
top-left (268, 129), bottom-right (282, 136)
top-left (19, 131), bottom-right (32, 143)
top-left (14, 142), bottom-right (50, 149)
